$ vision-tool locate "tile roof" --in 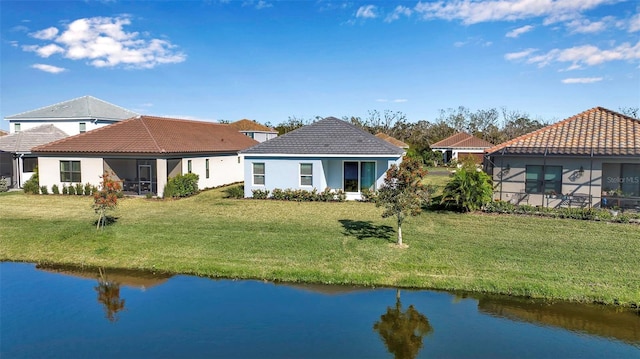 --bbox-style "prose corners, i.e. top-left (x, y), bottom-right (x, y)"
top-left (0, 130), bottom-right (8, 137)
top-left (5, 95), bottom-right (138, 121)
top-left (431, 132), bottom-right (494, 148)
top-left (229, 119), bottom-right (277, 132)
top-left (33, 116), bottom-right (258, 155)
top-left (375, 133), bottom-right (409, 149)
top-left (241, 117), bottom-right (405, 156)
top-left (486, 107), bottom-right (640, 156)
top-left (0, 124), bottom-right (69, 153)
